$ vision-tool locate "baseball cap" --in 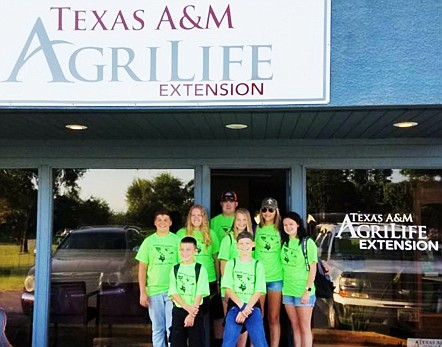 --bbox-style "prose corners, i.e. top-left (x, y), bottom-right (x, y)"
top-left (261, 197), bottom-right (278, 210)
top-left (221, 191), bottom-right (238, 202)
